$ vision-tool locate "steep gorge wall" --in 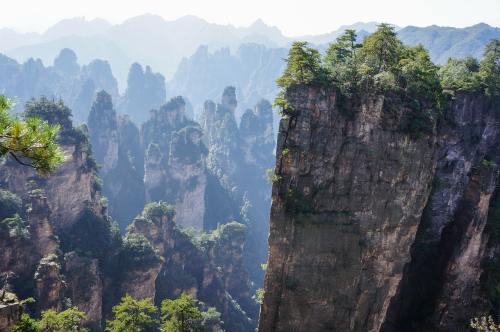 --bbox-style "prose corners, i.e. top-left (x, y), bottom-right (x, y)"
top-left (259, 86), bottom-right (499, 331)
top-left (259, 85), bottom-right (437, 331)
top-left (382, 93), bottom-right (500, 331)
